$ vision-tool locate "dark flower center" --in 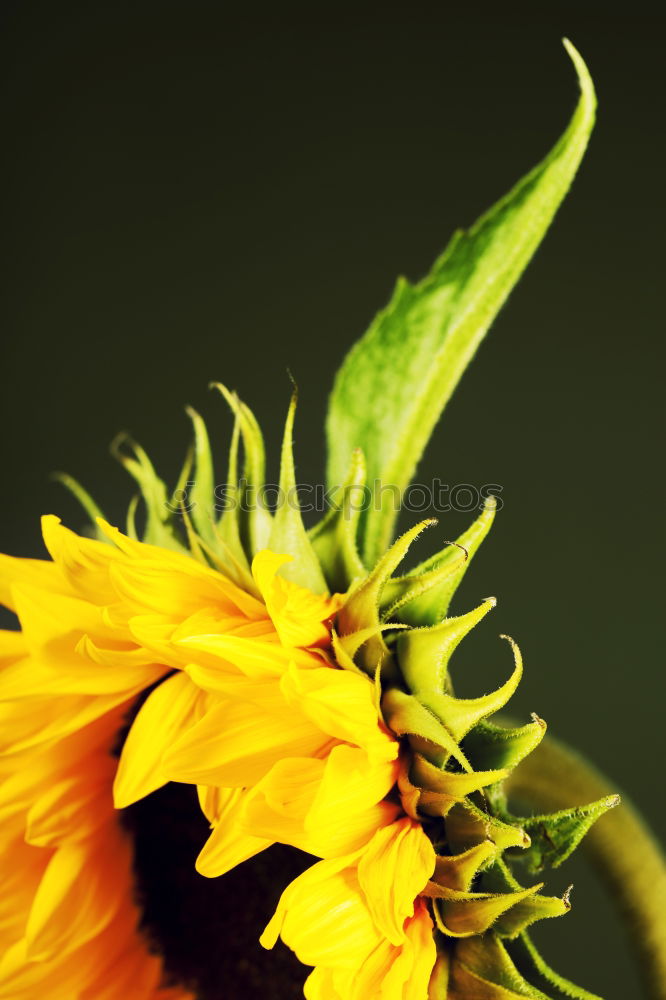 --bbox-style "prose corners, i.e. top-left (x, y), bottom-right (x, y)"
top-left (116, 689), bottom-right (312, 999)
top-left (121, 781), bottom-right (313, 1000)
